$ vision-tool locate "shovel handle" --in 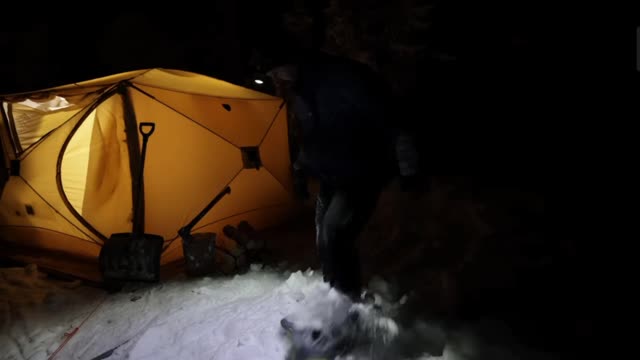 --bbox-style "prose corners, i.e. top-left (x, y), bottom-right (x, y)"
top-left (139, 122), bottom-right (155, 137)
